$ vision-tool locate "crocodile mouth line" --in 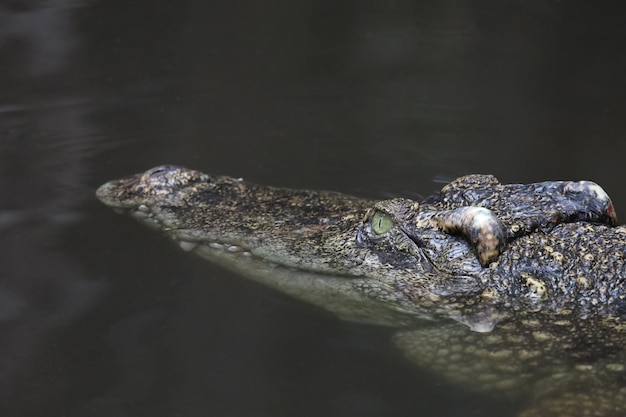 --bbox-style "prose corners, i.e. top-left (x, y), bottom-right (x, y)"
top-left (120, 204), bottom-right (258, 256)
top-left (122, 203), bottom-right (436, 278)
top-left (118, 204), bottom-right (338, 274)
